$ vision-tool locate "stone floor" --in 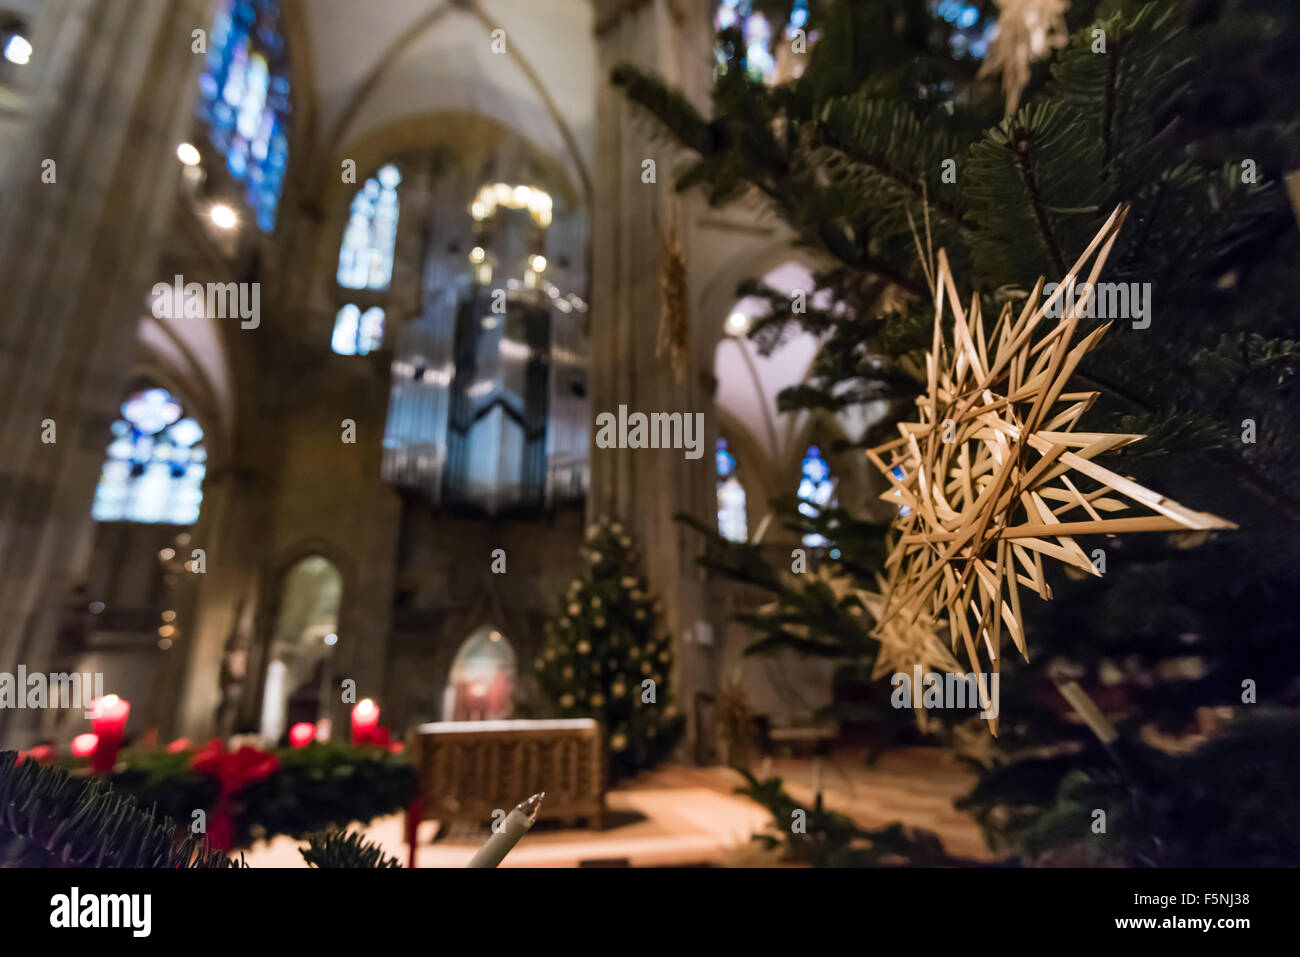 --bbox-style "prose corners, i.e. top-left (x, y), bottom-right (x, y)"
top-left (241, 745), bottom-right (996, 867)
top-left (740, 746), bottom-right (998, 862)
